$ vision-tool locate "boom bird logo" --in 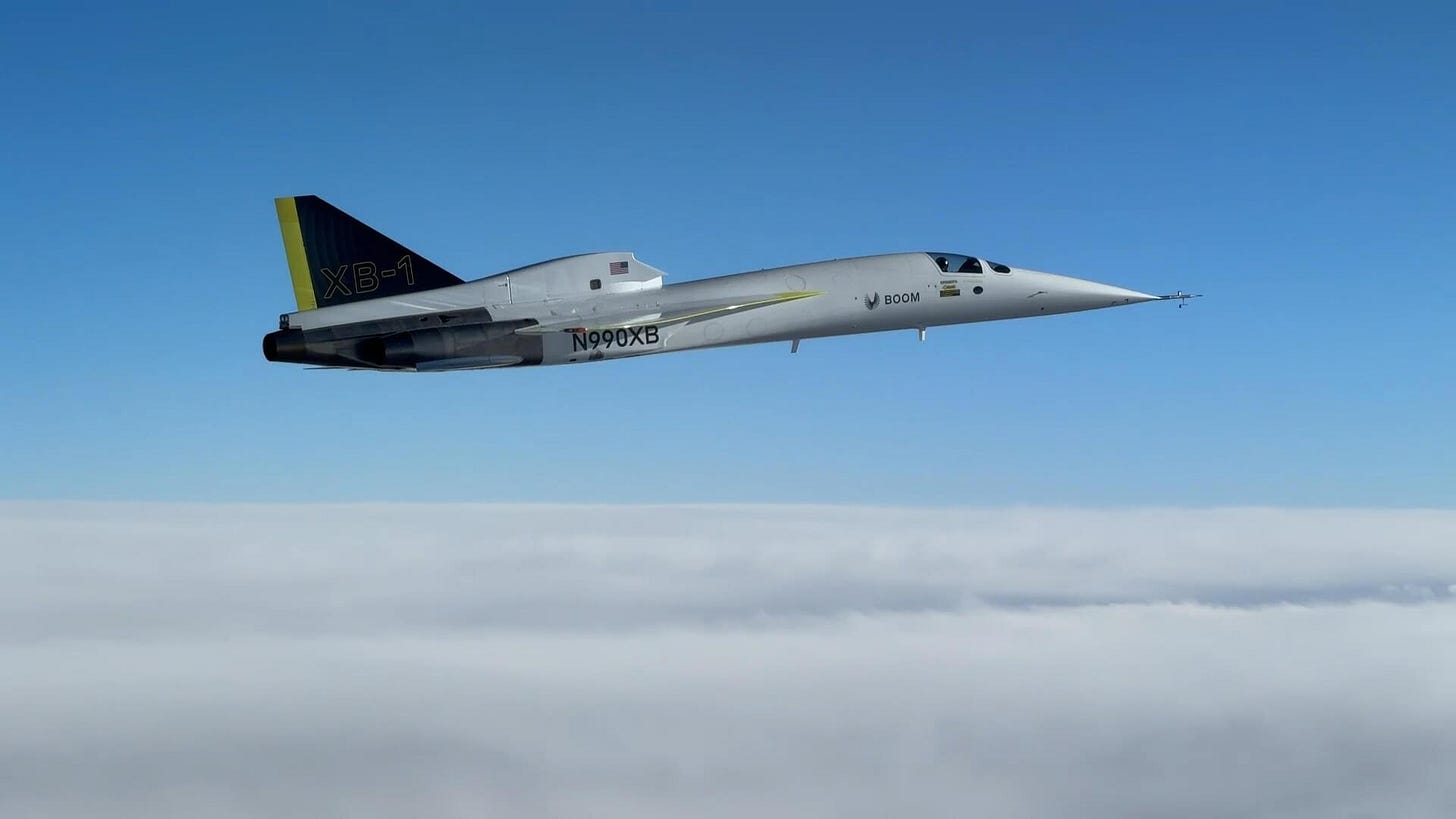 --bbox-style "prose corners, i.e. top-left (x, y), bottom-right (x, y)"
top-left (863, 292), bottom-right (880, 310)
